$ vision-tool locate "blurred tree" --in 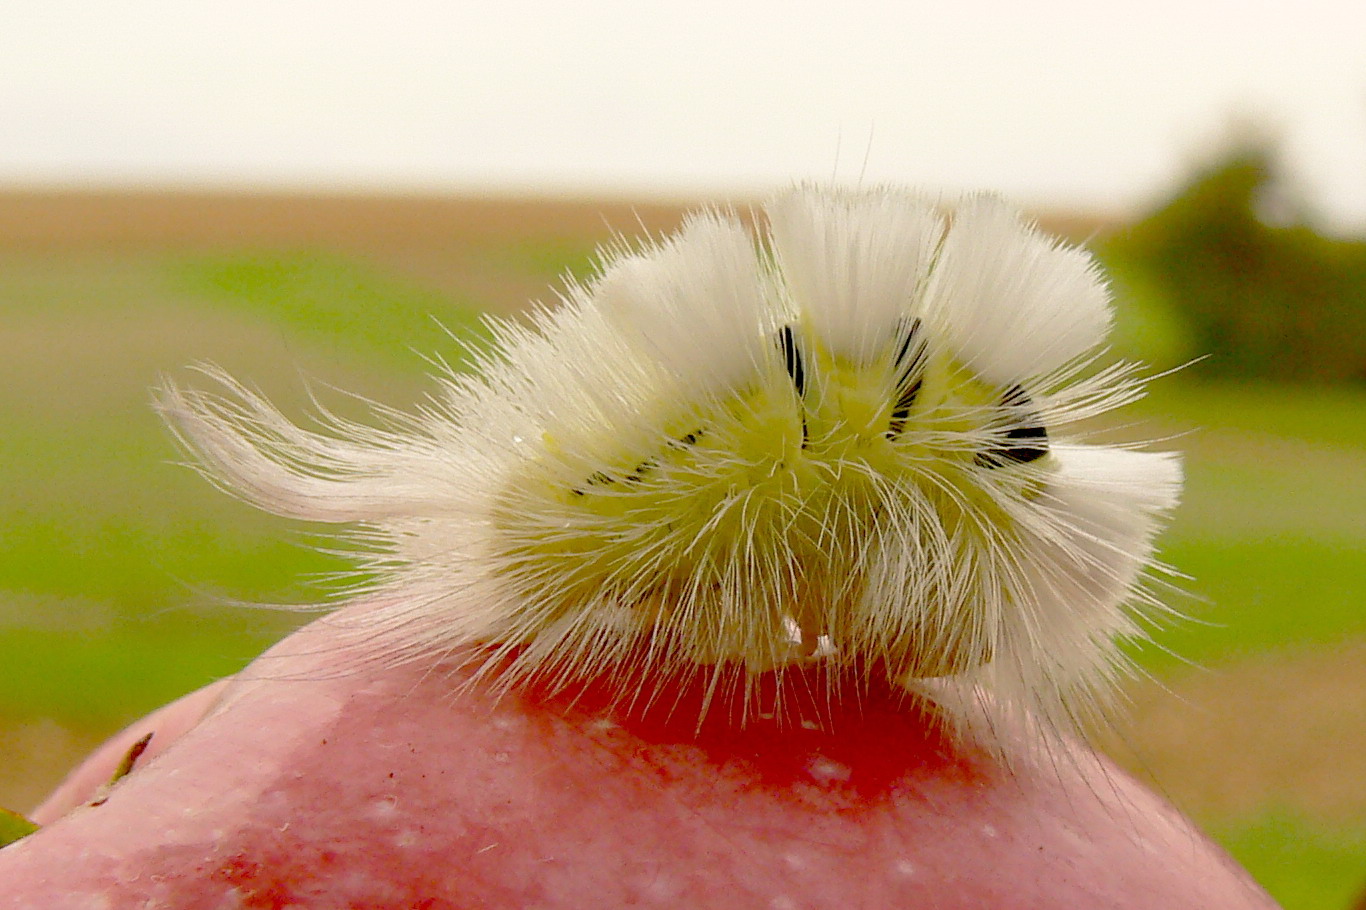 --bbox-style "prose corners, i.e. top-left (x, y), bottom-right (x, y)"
top-left (1107, 145), bottom-right (1366, 382)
